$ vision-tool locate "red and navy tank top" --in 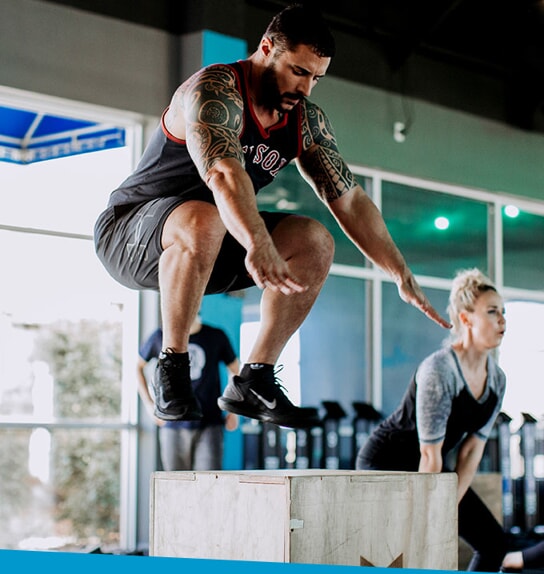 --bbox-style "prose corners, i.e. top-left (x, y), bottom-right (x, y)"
top-left (108, 60), bottom-right (303, 208)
